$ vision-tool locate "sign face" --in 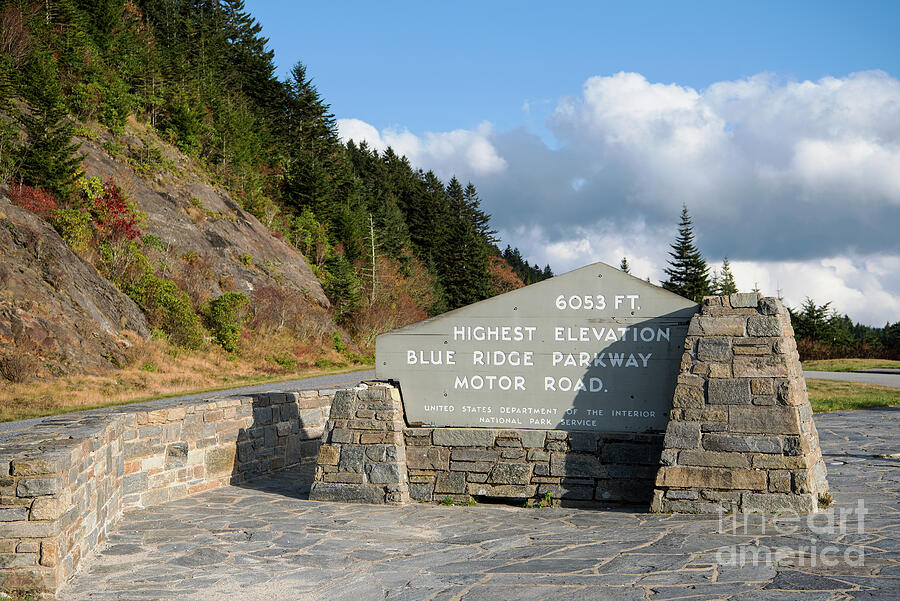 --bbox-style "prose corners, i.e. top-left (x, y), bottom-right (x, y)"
top-left (376, 262), bottom-right (698, 432)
